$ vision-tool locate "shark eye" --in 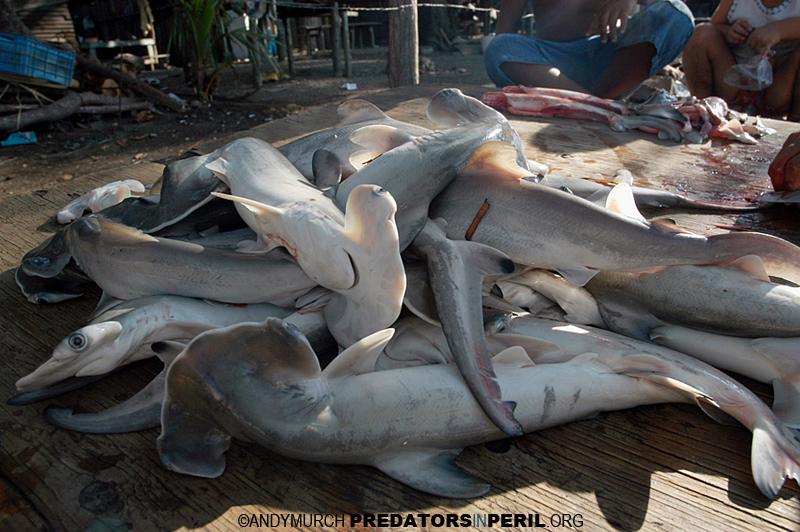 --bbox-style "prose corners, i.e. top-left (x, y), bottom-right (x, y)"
top-left (374, 187), bottom-right (389, 195)
top-left (67, 333), bottom-right (88, 351)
